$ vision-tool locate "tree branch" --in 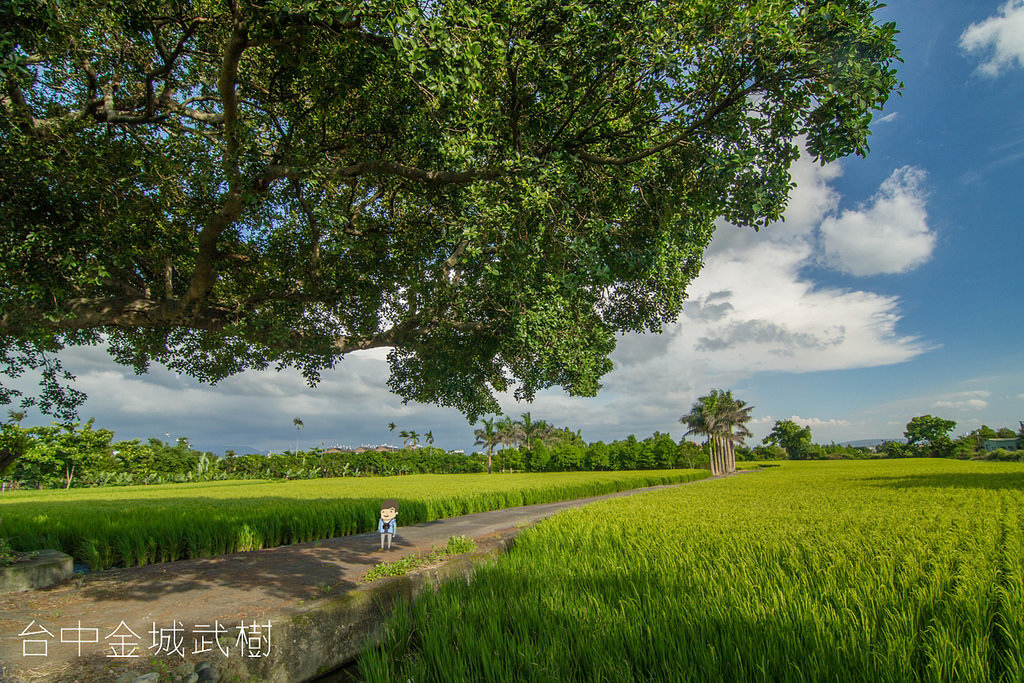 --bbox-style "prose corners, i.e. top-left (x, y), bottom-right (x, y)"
top-left (570, 84), bottom-right (753, 166)
top-left (265, 160), bottom-right (509, 186)
top-left (177, 22), bottom-right (250, 312)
